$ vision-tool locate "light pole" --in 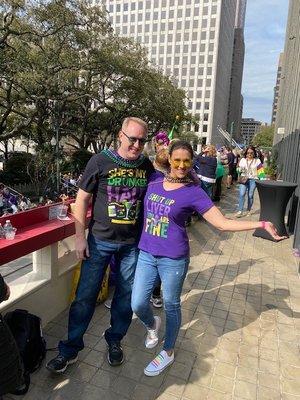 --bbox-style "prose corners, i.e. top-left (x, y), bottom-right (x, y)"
top-left (230, 121), bottom-right (234, 147)
top-left (50, 111), bottom-right (60, 195)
